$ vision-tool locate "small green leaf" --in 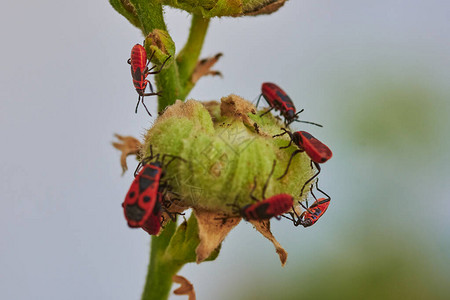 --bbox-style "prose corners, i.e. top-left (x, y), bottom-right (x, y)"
top-left (109, 0), bottom-right (142, 29)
